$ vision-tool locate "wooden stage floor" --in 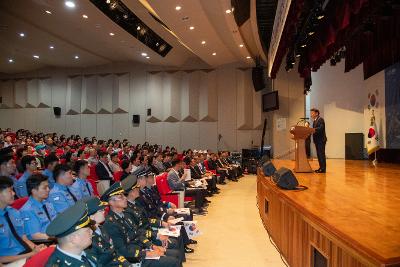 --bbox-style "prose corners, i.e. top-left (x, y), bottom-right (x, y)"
top-left (264, 159), bottom-right (400, 266)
